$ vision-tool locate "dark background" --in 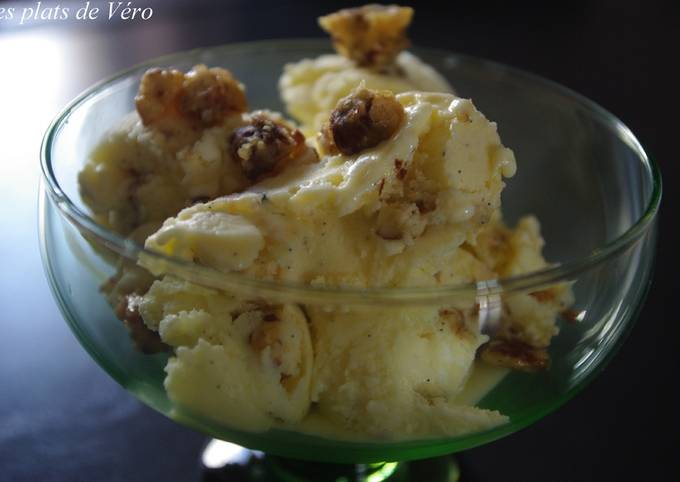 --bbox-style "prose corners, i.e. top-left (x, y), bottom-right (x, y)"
top-left (0, 1), bottom-right (676, 480)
